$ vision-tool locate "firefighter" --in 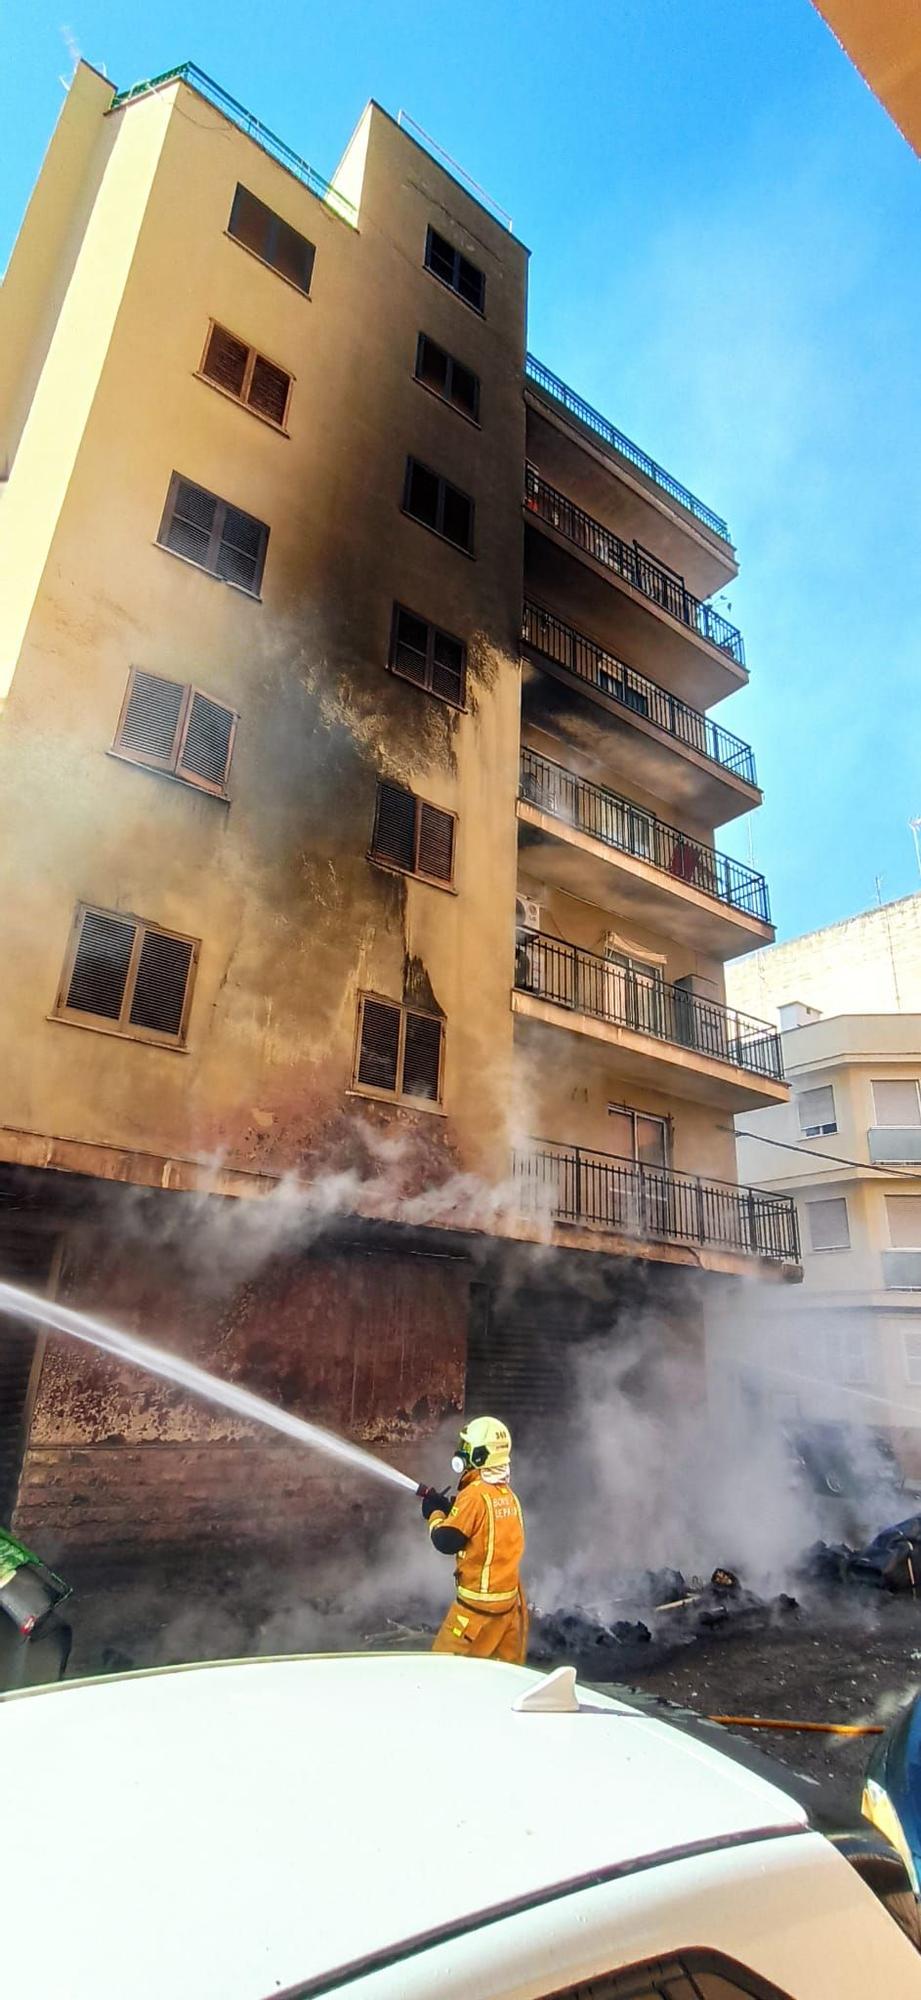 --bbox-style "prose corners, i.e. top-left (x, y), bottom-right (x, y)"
top-left (421, 1415), bottom-right (527, 1664)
